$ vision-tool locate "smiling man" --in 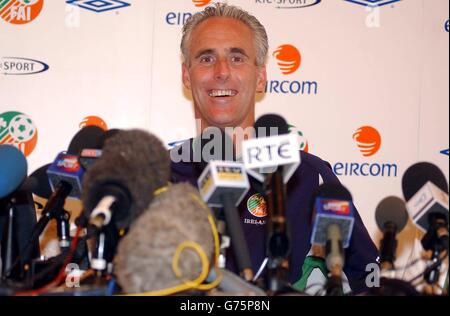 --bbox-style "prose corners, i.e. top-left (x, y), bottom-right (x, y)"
top-left (170, 3), bottom-right (378, 295)
top-left (181, 13), bottom-right (267, 131)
